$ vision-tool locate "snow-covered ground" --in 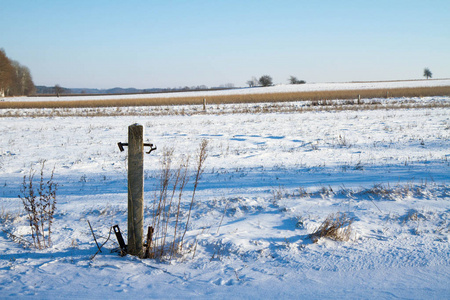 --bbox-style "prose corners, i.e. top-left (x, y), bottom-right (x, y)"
top-left (0, 96), bottom-right (449, 298)
top-left (3, 78), bottom-right (450, 102)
